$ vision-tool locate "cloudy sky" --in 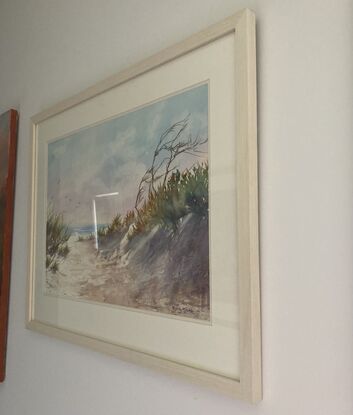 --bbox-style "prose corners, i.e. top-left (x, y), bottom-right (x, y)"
top-left (47, 83), bottom-right (208, 226)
